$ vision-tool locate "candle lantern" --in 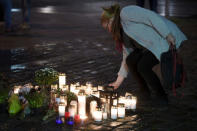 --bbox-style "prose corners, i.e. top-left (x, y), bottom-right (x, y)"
top-left (93, 107), bottom-right (102, 122)
top-left (59, 73), bottom-right (66, 89)
top-left (58, 102), bottom-right (66, 117)
top-left (131, 96), bottom-right (137, 111)
top-left (90, 100), bottom-right (97, 117)
top-left (118, 103), bottom-right (125, 118)
top-left (111, 106), bottom-right (118, 120)
top-left (78, 91), bottom-right (86, 119)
